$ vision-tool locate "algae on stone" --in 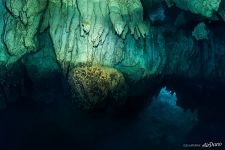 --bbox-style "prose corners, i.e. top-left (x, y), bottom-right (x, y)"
top-left (68, 65), bottom-right (126, 110)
